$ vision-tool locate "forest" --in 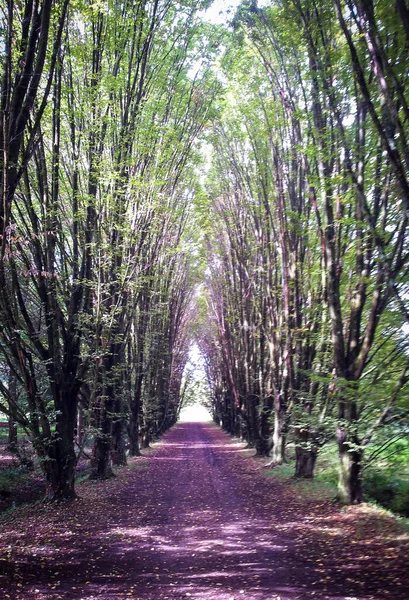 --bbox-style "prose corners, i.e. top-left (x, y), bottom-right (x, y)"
top-left (0, 0), bottom-right (409, 519)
